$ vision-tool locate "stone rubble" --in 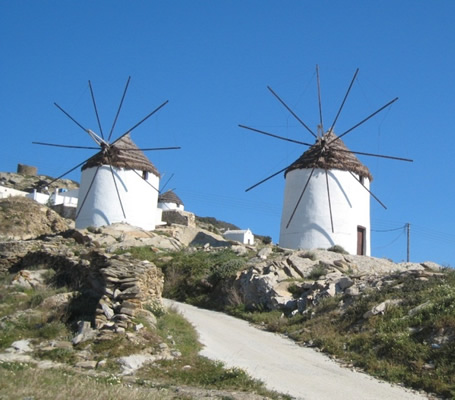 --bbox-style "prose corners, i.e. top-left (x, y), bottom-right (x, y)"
top-left (233, 248), bottom-right (443, 315)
